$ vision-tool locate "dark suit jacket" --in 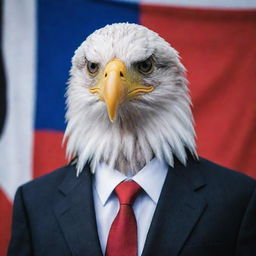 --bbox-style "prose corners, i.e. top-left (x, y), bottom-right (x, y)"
top-left (8, 157), bottom-right (256, 256)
